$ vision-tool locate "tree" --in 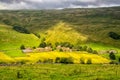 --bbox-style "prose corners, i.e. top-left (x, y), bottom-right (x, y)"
top-left (74, 45), bottom-right (82, 51)
top-left (39, 42), bottom-right (46, 48)
top-left (46, 43), bottom-right (52, 47)
top-left (108, 32), bottom-right (120, 40)
top-left (55, 42), bottom-right (60, 47)
top-left (43, 59), bottom-right (53, 63)
top-left (32, 46), bottom-right (36, 49)
top-left (60, 57), bottom-right (74, 64)
top-left (82, 46), bottom-right (88, 51)
top-left (109, 52), bottom-right (116, 60)
top-left (20, 45), bottom-right (25, 50)
top-left (60, 42), bottom-right (73, 49)
top-left (118, 58), bottom-right (120, 63)
top-left (86, 58), bottom-right (92, 64)
top-left (93, 50), bottom-right (98, 54)
top-left (80, 57), bottom-right (85, 64)
top-left (55, 57), bottom-right (61, 63)
top-left (87, 47), bottom-right (93, 53)
top-left (59, 48), bottom-right (63, 52)
top-left (13, 26), bottom-right (30, 34)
